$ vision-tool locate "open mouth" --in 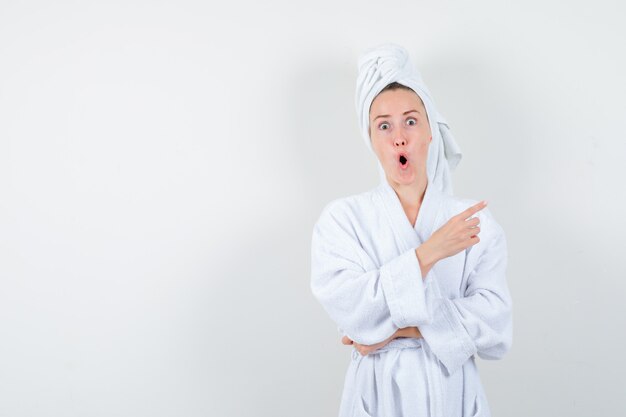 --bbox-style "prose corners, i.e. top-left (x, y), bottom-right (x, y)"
top-left (398, 154), bottom-right (408, 167)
